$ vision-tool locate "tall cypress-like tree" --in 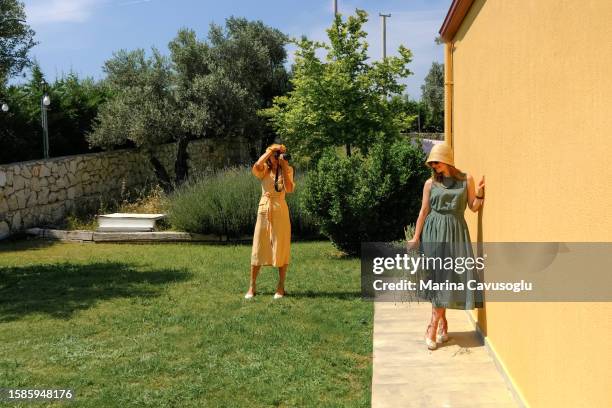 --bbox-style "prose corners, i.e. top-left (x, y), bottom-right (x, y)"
top-left (421, 61), bottom-right (444, 132)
